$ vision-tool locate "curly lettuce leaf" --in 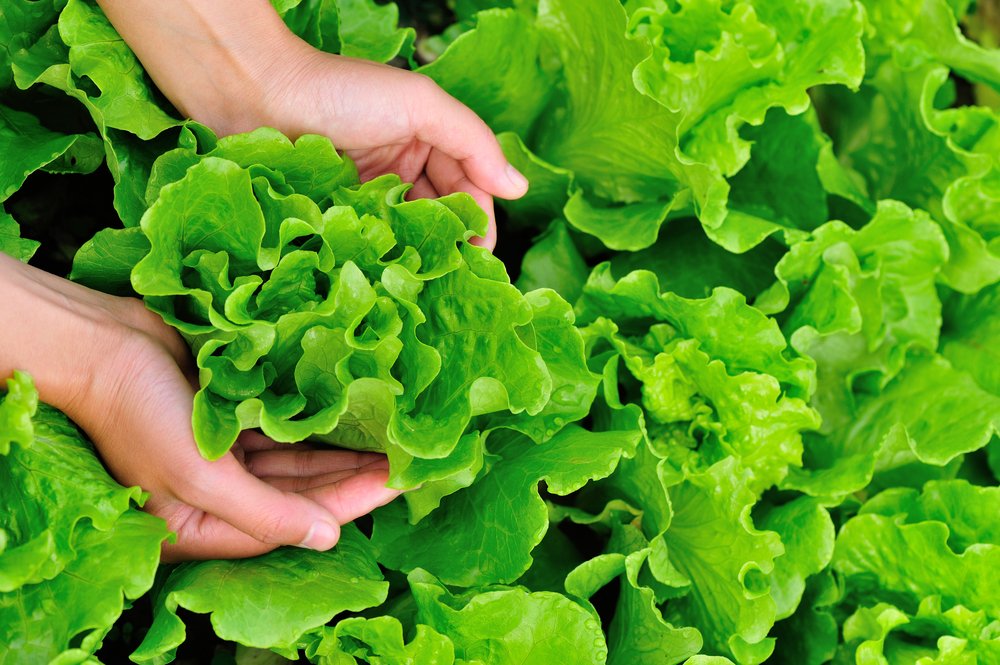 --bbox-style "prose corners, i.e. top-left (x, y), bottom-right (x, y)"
top-left (564, 516), bottom-right (703, 665)
top-left (1, 512), bottom-right (167, 665)
top-left (0, 207), bottom-right (39, 263)
top-left (9, 0), bottom-right (185, 225)
top-left (515, 221), bottom-right (589, 304)
top-left (786, 354), bottom-right (1000, 499)
top-left (577, 268), bottom-right (819, 498)
top-left (336, 0), bottom-right (415, 64)
top-left (758, 498), bottom-right (835, 621)
top-left (0, 102), bottom-right (102, 201)
top-left (833, 480), bottom-right (1000, 619)
top-left (419, 9), bottom-right (553, 137)
top-left (626, 0), bottom-right (864, 251)
top-left (0, 402), bottom-right (154, 591)
top-left (838, 597), bottom-right (1000, 664)
top-left (599, 438), bottom-right (785, 663)
top-left (768, 571), bottom-right (840, 665)
top-left (131, 525), bottom-right (388, 663)
top-left (657, 459), bottom-right (782, 664)
top-left (372, 424), bottom-right (640, 586)
top-left (427, 0), bottom-right (864, 252)
top-left (0, 374), bottom-right (167, 663)
top-left (0, 0), bottom-right (63, 91)
top-left (861, 0), bottom-right (1000, 89)
top-left (0, 371), bottom-right (36, 455)
top-left (941, 282), bottom-right (1000, 396)
top-left (408, 568), bottom-right (609, 665)
top-left (608, 219), bottom-right (784, 301)
top-left (73, 130), bottom-right (594, 521)
top-left (301, 616), bottom-right (457, 665)
top-left (756, 200), bottom-right (949, 433)
top-left (820, 54), bottom-right (1000, 292)
top-left (578, 265), bottom-right (815, 397)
